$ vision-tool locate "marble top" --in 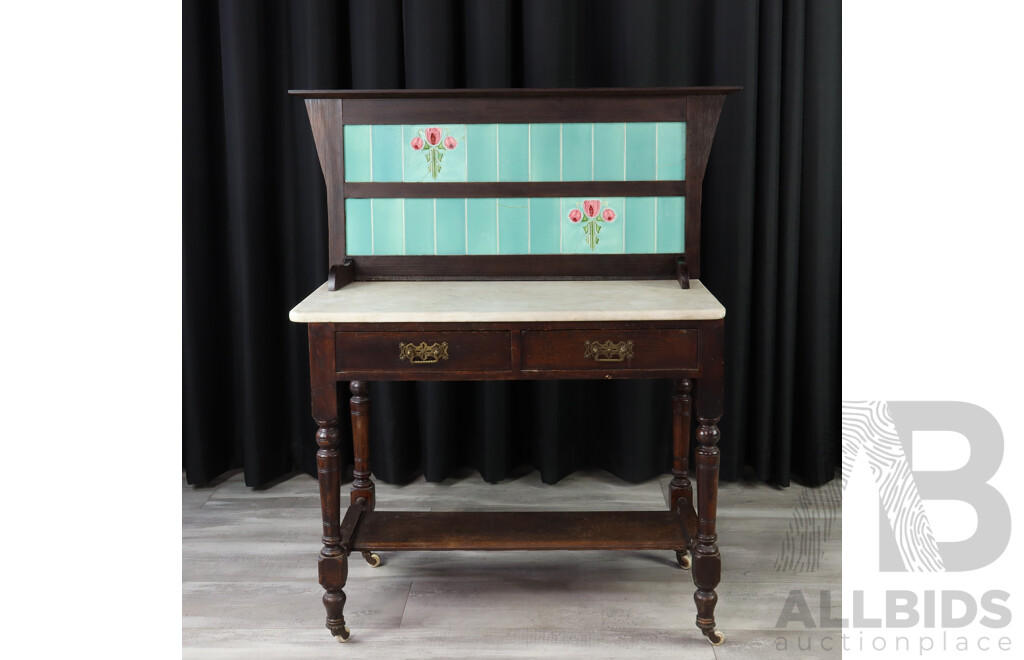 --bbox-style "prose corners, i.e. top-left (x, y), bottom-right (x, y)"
top-left (289, 279), bottom-right (725, 323)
